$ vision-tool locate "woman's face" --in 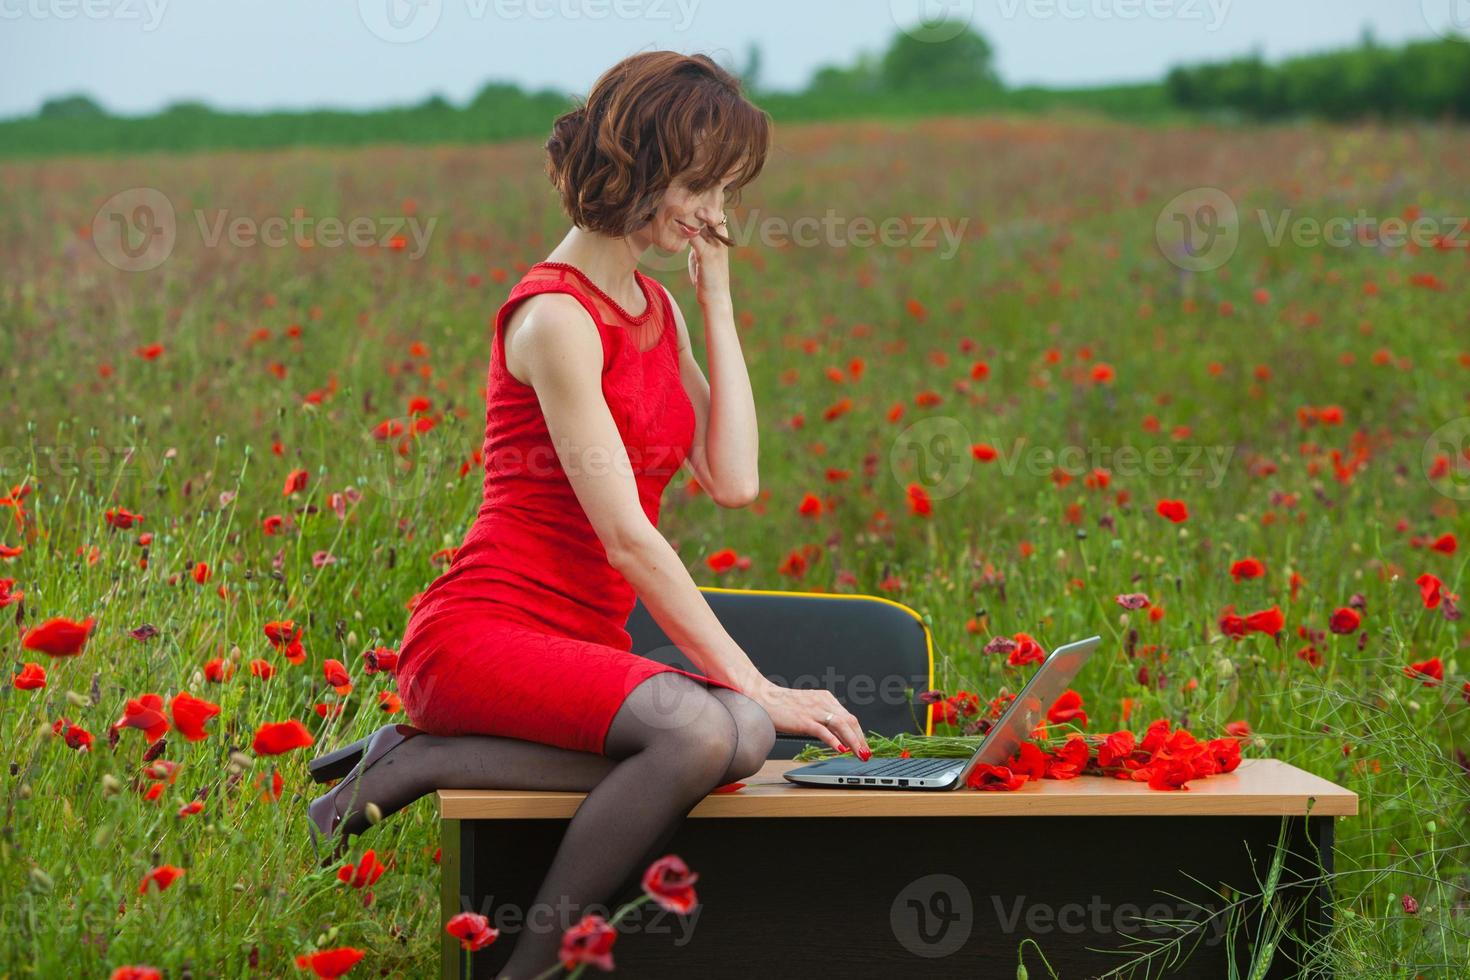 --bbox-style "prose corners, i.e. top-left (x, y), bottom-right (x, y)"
top-left (640, 160), bottom-right (742, 252)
